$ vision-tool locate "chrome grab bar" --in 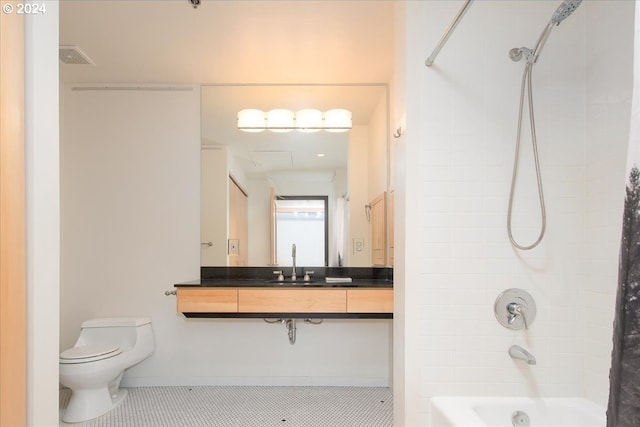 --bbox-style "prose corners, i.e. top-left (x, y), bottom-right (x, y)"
top-left (425, 0), bottom-right (474, 67)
